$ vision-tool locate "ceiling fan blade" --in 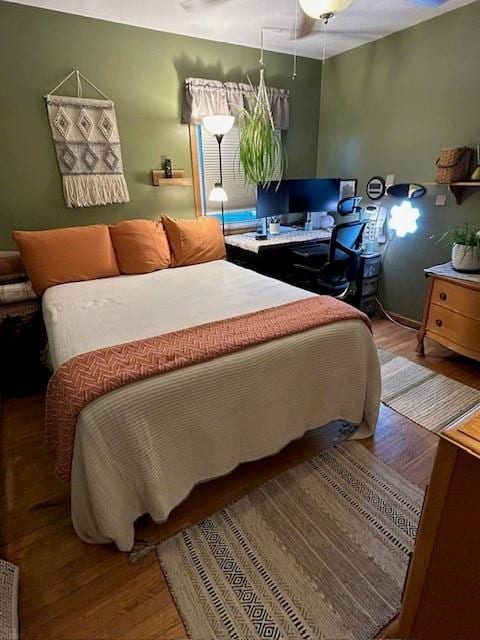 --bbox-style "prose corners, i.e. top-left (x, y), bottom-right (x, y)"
top-left (180, 0), bottom-right (231, 10)
top-left (408, 0), bottom-right (450, 5)
top-left (297, 25), bottom-right (385, 37)
top-left (297, 11), bottom-right (317, 39)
